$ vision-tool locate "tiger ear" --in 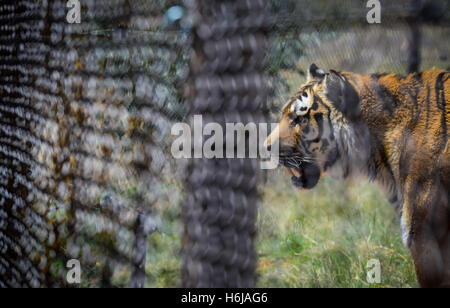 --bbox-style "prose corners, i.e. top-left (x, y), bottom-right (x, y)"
top-left (307, 63), bottom-right (326, 82)
top-left (324, 70), bottom-right (360, 119)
